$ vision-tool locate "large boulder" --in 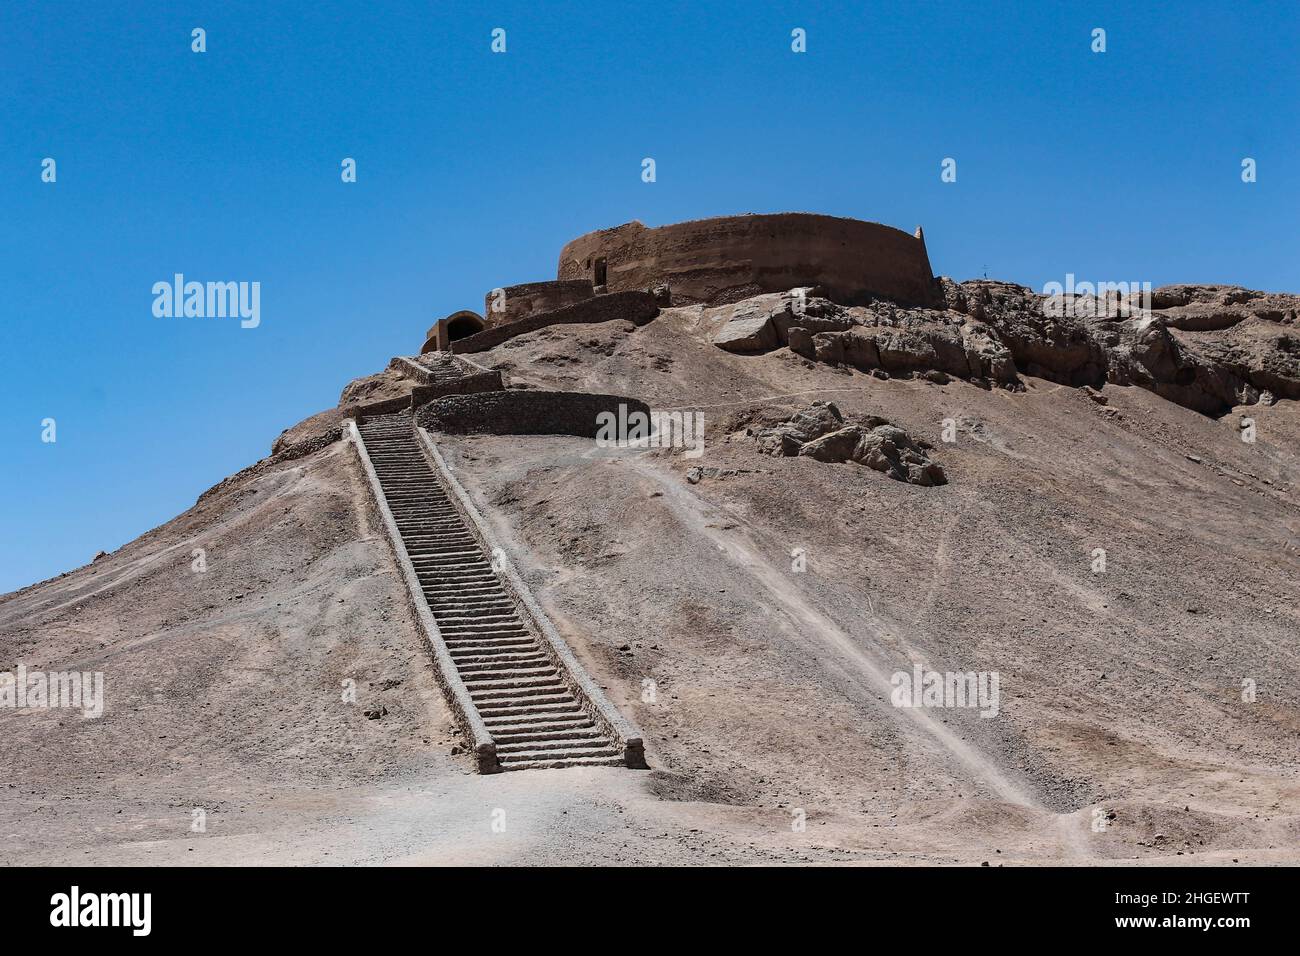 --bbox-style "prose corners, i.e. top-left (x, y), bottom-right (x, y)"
top-left (712, 303), bottom-right (780, 352)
